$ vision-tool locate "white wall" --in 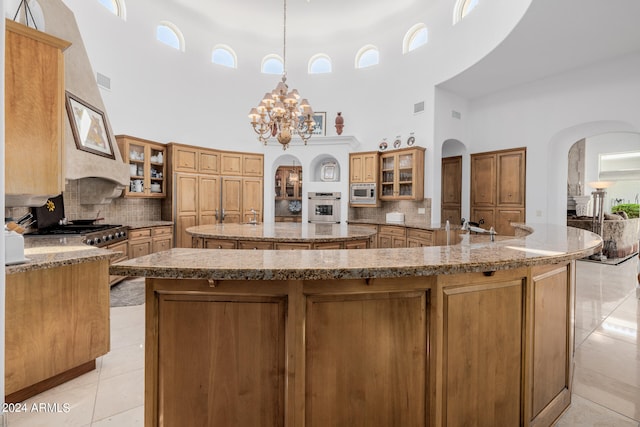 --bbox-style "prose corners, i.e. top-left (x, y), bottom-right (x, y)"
top-left (55, 0), bottom-right (528, 152)
top-left (457, 52), bottom-right (640, 226)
